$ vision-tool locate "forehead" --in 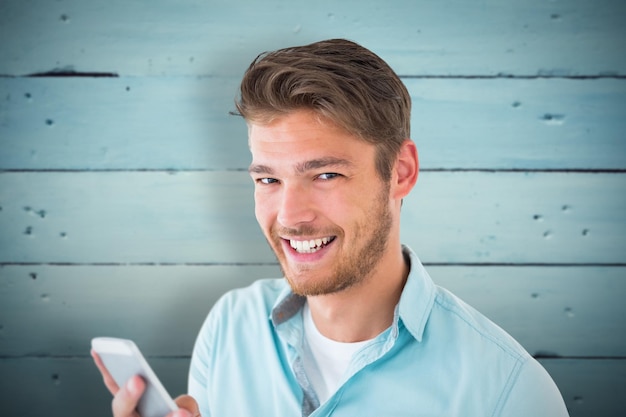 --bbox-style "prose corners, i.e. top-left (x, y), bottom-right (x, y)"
top-left (248, 110), bottom-right (375, 165)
